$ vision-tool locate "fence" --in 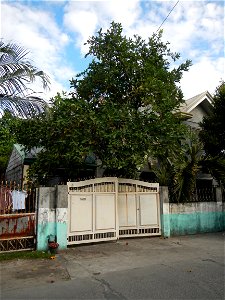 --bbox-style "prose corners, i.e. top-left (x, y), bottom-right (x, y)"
top-left (169, 186), bottom-right (217, 203)
top-left (190, 187), bottom-right (216, 202)
top-left (0, 182), bottom-right (36, 252)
